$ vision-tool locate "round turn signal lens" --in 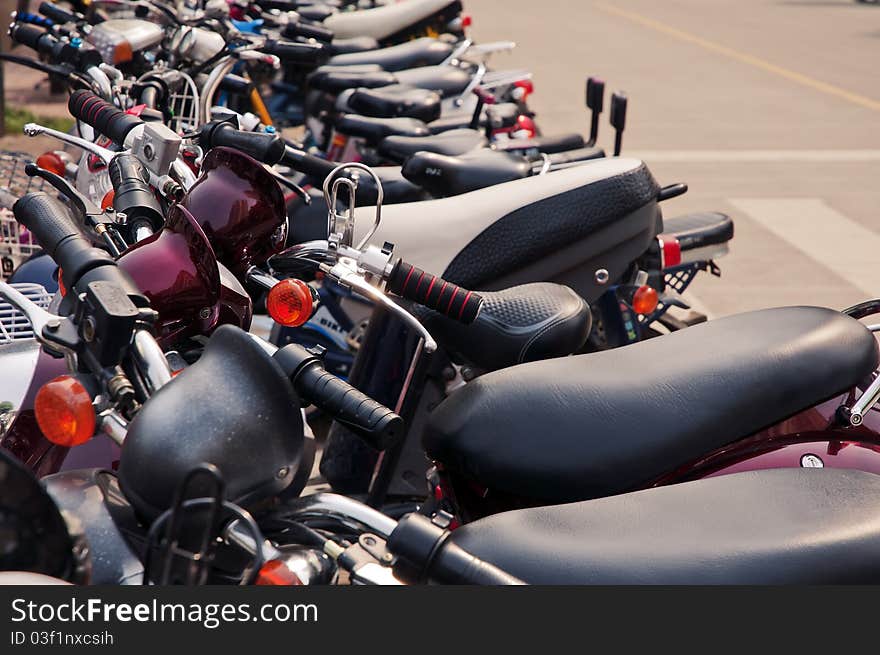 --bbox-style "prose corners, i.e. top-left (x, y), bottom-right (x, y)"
top-left (256, 560), bottom-right (304, 586)
top-left (101, 189), bottom-right (115, 210)
top-left (632, 285), bottom-right (659, 315)
top-left (267, 279), bottom-right (314, 327)
top-left (35, 151), bottom-right (66, 176)
top-left (34, 375), bottom-right (96, 448)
